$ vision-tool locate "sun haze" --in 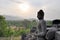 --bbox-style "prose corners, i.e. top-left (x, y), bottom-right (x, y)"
top-left (19, 3), bottom-right (30, 12)
top-left (0, 0), bottom-right (60, 20)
